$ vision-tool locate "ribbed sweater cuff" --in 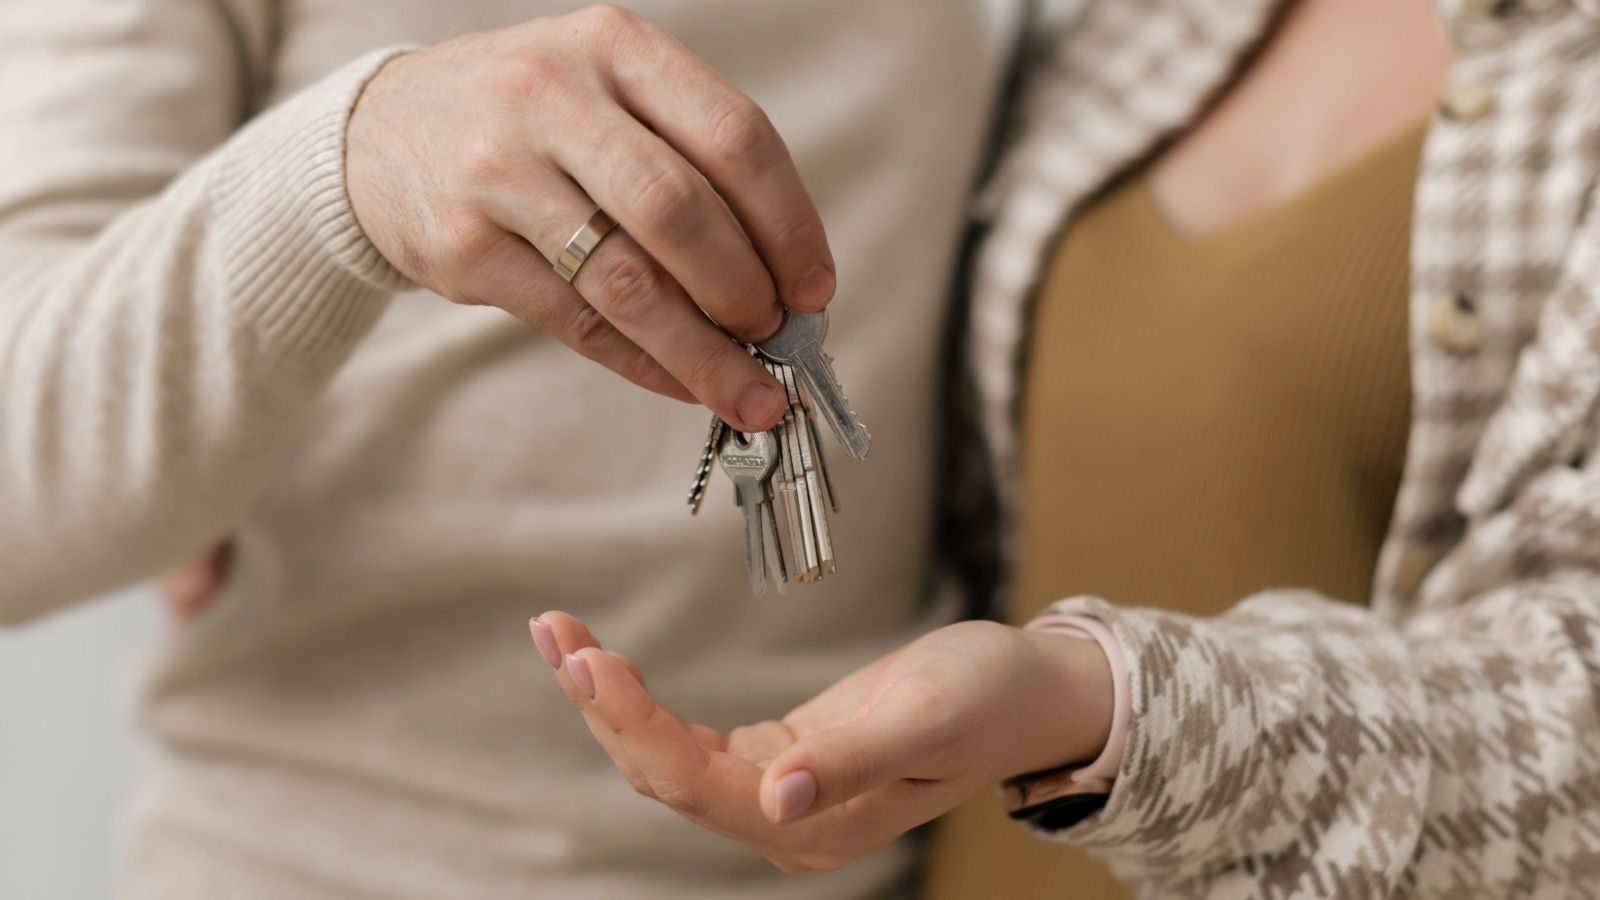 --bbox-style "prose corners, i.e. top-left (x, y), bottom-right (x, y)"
top-left (209, 47), bottom-right (418, 364)
top-left (1024, 613), bottom-right (1130, 782)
